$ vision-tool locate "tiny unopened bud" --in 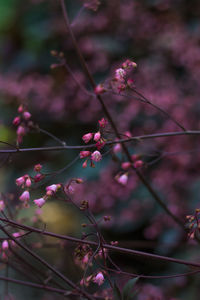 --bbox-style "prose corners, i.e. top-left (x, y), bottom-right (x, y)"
top-left (134, 160), bottom-right (143, 168)
top-left (18, 105), bottom-right (24, 113)
top-left (75, 178), bottom-right (84, 184)
top-left (82, 160), bottom-right (88, 168)
top-left (13, 116), bottom-right (21, 126)
top-left (50, 50), bottom-right (58, 56)
top-left (121, 162), bottom-right (131, 170)
top-left (25, 177), bottom-right (32, 187)
top-left (23, 111), bottom-right (31, 120)
top-left (94, 84), bottom-right (105, 95)
top-left (34, 164), bottom-right (42, 172)
top-left (80, 151), bottom-right (91, 159)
